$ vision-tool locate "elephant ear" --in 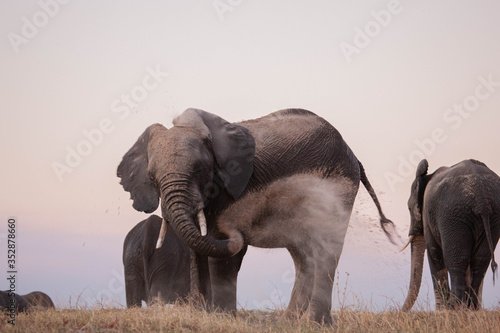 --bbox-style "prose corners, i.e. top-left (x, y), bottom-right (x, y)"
top-left (415, 159), bottom-right (429, 214)
top-left (117, 124), bottom-right (162, 213)
top-left (173, 108), bottom-right (255, 199)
